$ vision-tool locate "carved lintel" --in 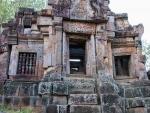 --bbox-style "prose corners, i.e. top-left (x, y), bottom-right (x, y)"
top-left (63, 21), bottom-right (96, 34)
